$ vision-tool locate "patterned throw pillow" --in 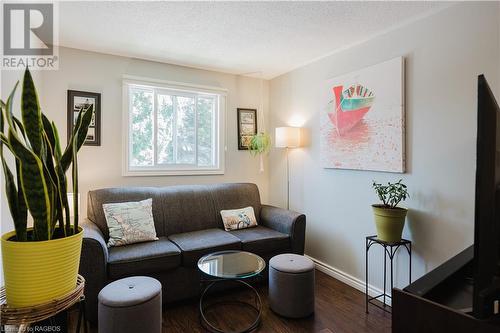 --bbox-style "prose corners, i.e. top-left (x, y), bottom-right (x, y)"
top-left (220, 206), bottom-right (258, 231)
top-left (103, 198), bottom-right (159, 247)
